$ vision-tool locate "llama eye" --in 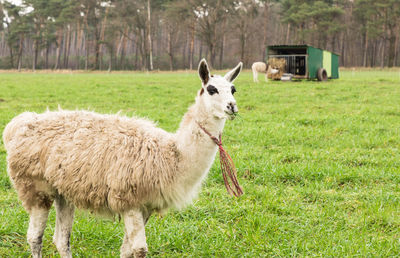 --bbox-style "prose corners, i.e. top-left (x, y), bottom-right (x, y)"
top-left (231, 86), bottom-right (236, 95)
top-left (207, 85), bottom-right (219, 95)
